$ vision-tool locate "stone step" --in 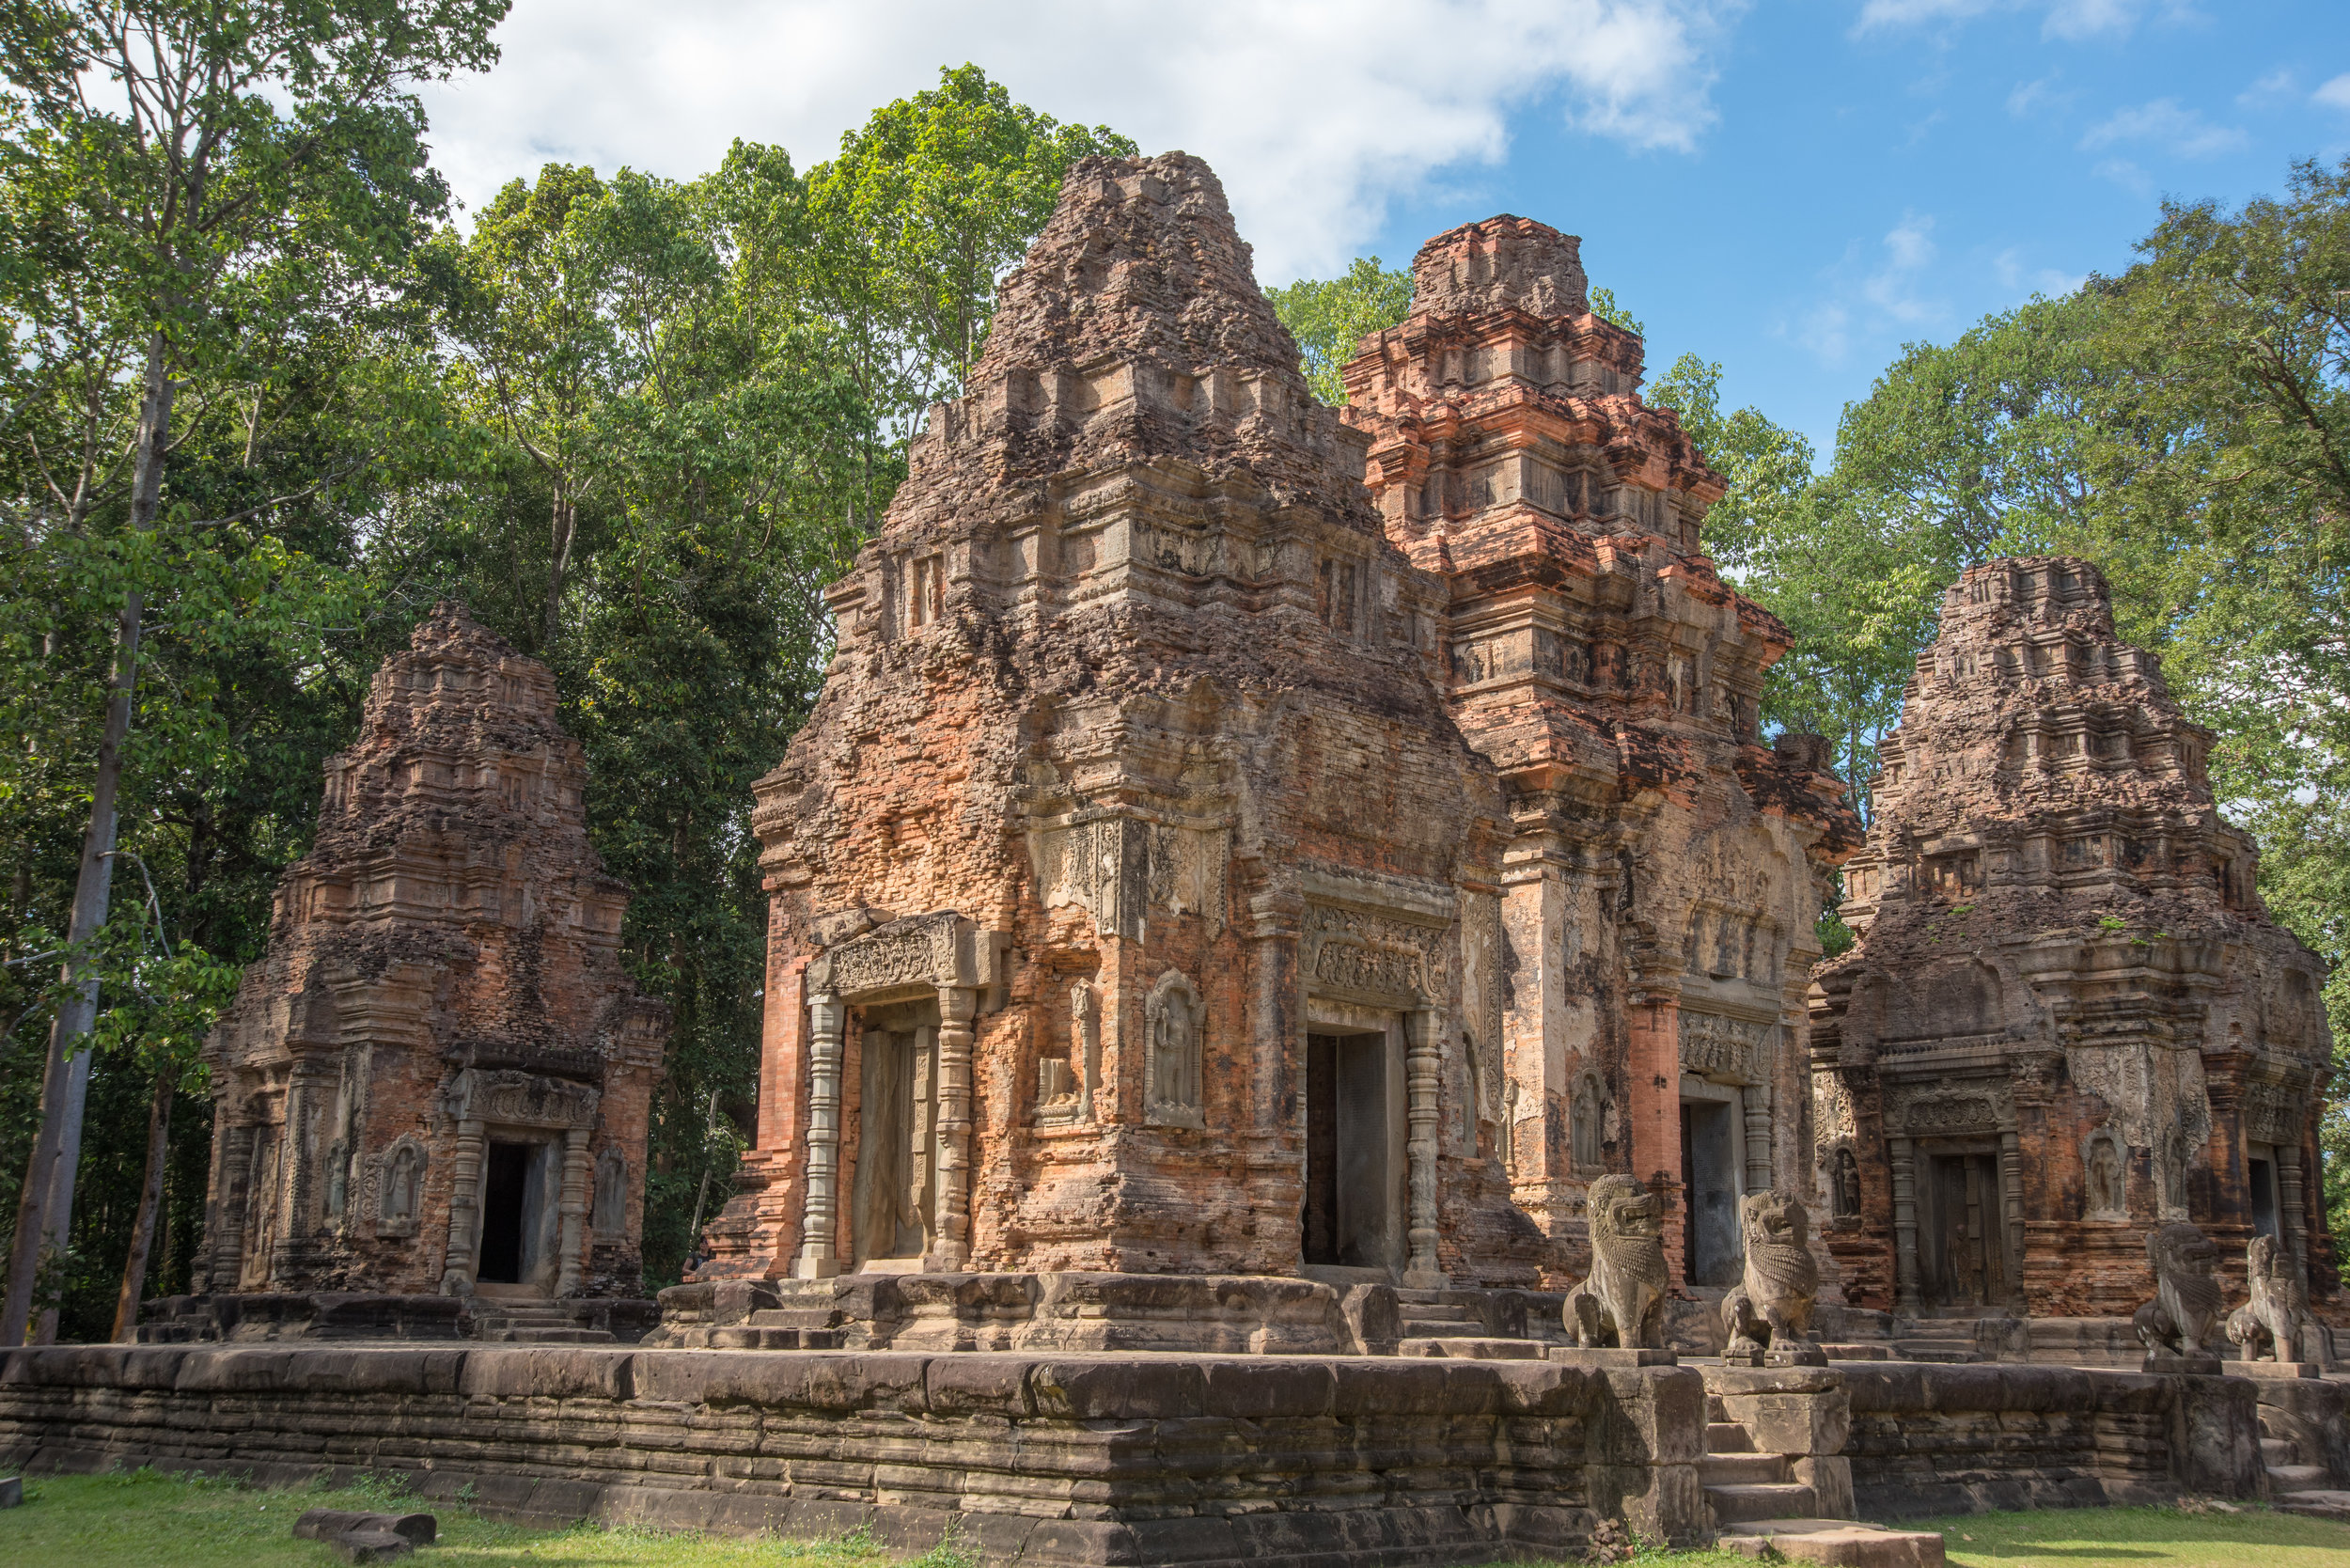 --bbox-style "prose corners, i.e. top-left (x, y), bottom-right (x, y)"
top-left (1396, 1337), bottom-right (1543, 1360)
top-left (2276, 1489), bottom-right (2350, 1520)
top-left (1707, 1421), bottom-right (1757, 1453)
top-left (1700, 1453), bottom-right (1791, 1486)
top-left (711, 1325), bottom-right (843, 1350)
top-left (1706, 1482), bottom-right (1817, 1525)
top-left (1708, 1394), bottom-right (1731, 1422)
top-left (747, 1308), bottom-right (849, 1331)
top-left (1892, 1344), bottom-right (1982, 1363)
top-left (1823, 1344), bottom-right (1890, 1361)
top-left (2263, 1437), bottom-right (2295, 1466)
top-left (1719, 1519), bottom-right (1948, 1568)
top-left (2270, 1464), bottom-right (2330, 1494)
top-left (1399, 1305), bottom-right (1478, 1325)
top-left (477, 1326), bottom-right (615, 1344)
